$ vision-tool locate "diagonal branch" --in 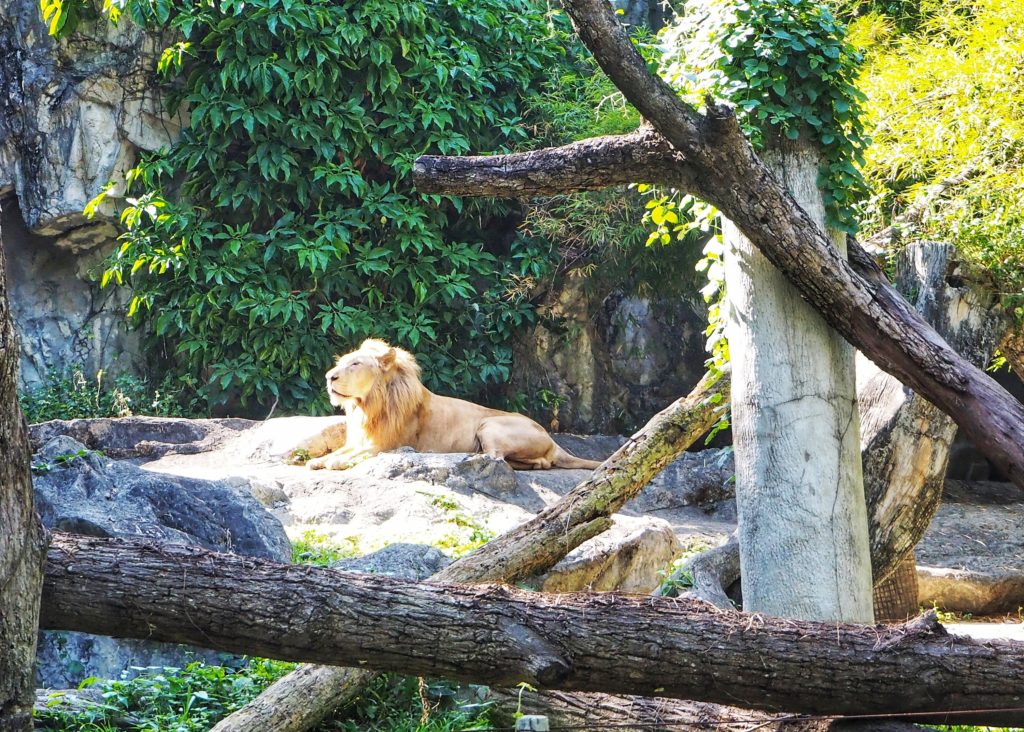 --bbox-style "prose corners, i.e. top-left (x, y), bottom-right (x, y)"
top-left (414, 0), bottom-right (1024, 490)
top-left (415, 127), bottom-right (695, 197)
